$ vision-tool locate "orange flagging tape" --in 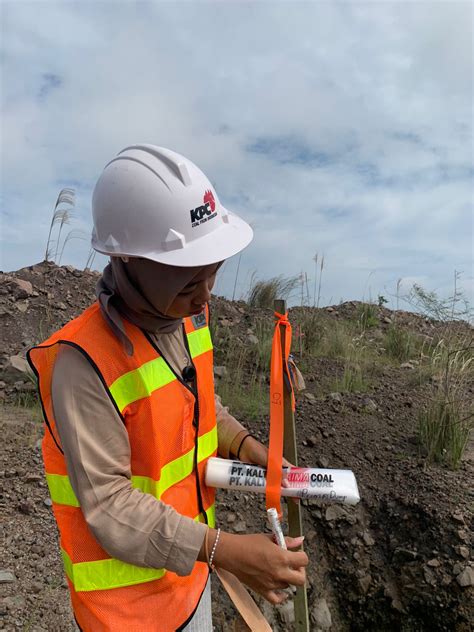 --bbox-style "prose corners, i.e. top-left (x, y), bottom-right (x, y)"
top-left (265, 311), bottom-right (295, 517)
